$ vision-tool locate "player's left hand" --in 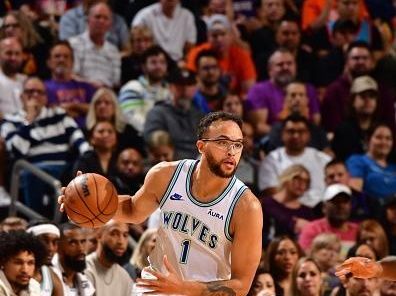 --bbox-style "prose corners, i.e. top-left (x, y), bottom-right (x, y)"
top-left (136, 255), bottom-right (184, 295)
